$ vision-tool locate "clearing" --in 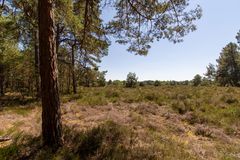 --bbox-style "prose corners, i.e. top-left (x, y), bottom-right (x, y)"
top-left (0, 86), bottom-right (240, 159)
